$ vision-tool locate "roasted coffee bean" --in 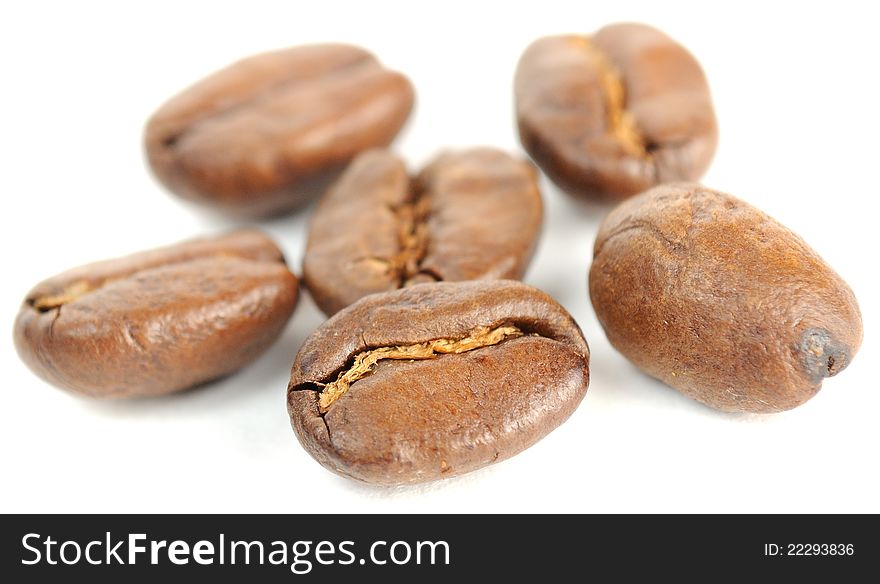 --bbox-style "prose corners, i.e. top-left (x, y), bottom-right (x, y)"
top-left (288, 280), bottom-right (589, 485)
top-left (303, 148), bottom-right (543, 315)
top-left (515, 23), bottom-right (717, 201)
top-left (145, 44), bottom-right (414, 217)
top-left (14, 231), bottom-right (299, 398)
top-left (589, 184), bottom-right (862, 413)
